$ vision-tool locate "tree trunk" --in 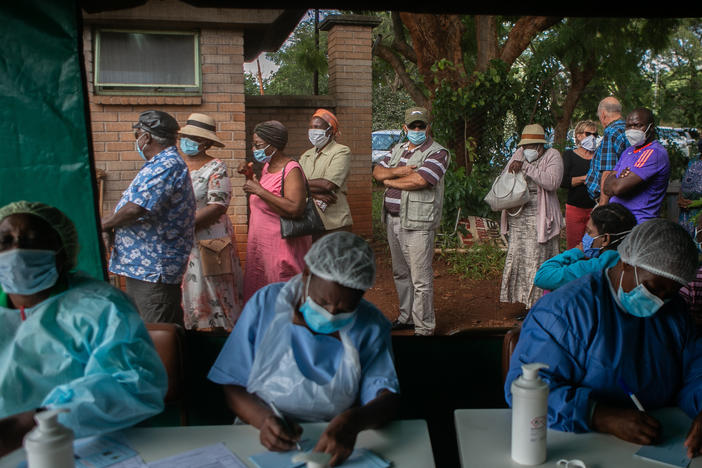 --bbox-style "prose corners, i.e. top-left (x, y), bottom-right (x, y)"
top-left (475, 16), bottom-right (498, 72)
top-left (553, 61), bottom-right (597, 147)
